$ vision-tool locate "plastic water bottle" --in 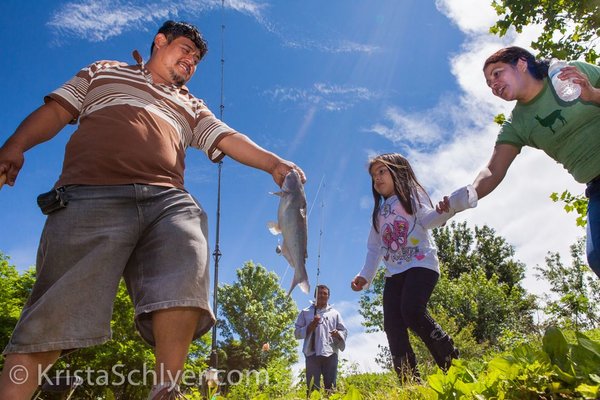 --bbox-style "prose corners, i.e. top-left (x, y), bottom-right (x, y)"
top-left (548, 59), bottom-right (581, 102)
